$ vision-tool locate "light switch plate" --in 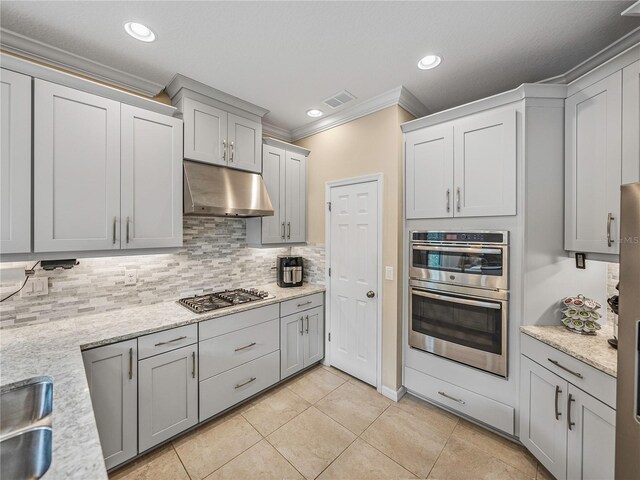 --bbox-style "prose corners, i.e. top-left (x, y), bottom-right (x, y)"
top-left (21, 277), bottom-right (48, 298)
top-left (124, 270), bottom-right (137, 286)
top-left (385, 266), bottom-right (394, 280)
